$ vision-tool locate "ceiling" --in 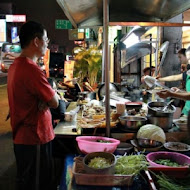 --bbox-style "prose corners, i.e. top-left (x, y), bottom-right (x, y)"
top-left (184, 9), bottom-right (190, 21)
top-left (57, 0), bottom-right (190, 28)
